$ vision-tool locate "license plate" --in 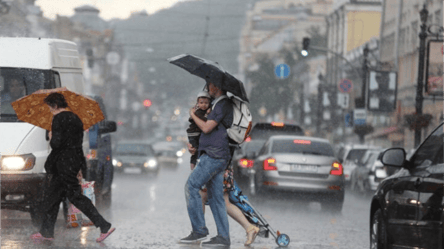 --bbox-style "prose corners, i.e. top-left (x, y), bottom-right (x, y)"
top-left (291, 164), bottom-right (318, 172)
